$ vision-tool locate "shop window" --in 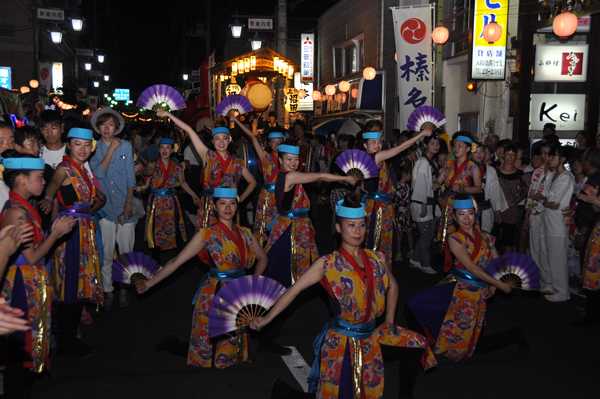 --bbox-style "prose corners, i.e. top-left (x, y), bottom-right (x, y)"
top-left (333, 34), bottom-right (363, 78)
top-left (0, 24), bottom-right (15, 38)
top-left (443, 0), bottom-right (470, 58)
